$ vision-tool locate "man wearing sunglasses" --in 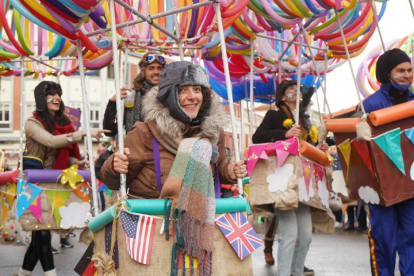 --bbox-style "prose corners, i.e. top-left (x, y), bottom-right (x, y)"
top-left (103, 52), bottom-right (166, 136)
